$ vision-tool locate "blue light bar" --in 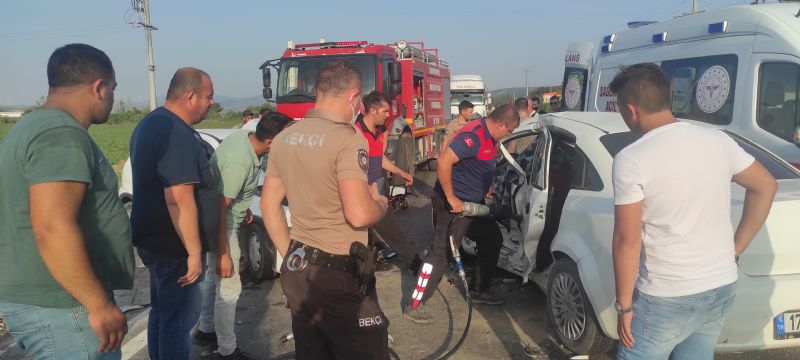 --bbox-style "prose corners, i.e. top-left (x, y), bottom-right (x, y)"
top-left (602, 34), bottom-right (617, 44)
top-left (652, 32), bottom-right (668, 43)
top-left (709, 21), bottom-right (729, 34)
top-left (601, 44), bottom-right (614, 54)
